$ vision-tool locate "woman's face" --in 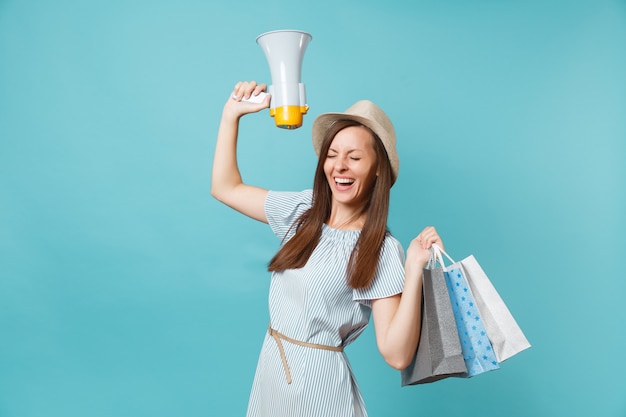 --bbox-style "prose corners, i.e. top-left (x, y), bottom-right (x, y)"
top-left (323, 125), bottom-right (378, 211)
